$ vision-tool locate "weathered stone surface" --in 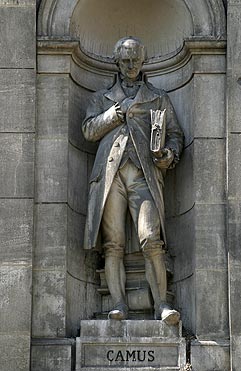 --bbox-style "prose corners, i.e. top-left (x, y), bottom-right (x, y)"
top-left (69, 80), bottom-right (98, 153)
top-left (227, 72), bottom-right (241, 132)
top-left (35, 138), bottom-right (68, 202)
top-left (193, 74), bottom-right (225, 137)
top-left (32, 270), bottom-right (66, 337)
top-left (228, 134), bottom-right (241, 198)
top-left (166, 208), bottom-right (195, 332)
top-left (191, 340), bottom-right (230, 371)
top-left (168, 79), bottom-right (194, 145)
top-left (195, 268), bottom-right (228, 338)
top-left (0, 199), bottom-right (33, 263)
top-left (38, 55), bottom-right (70, 74)
top-left (80, 320), bottom-right (181, 338)
top-left (0, 133), bottom-right (34, 197)
top-left (67, 206), bottom-right (95, 281)
top-left (66, 272), bottom-right (84, 337)
top-left (37, 75), bottom-right (69, 138)
top-left (34, 203), bottom-right (67, 269)
top-left (0, 265), bottom-right (32, 332)
top-left (194, 138), bottom-right (225, 203)
top-left (174, 274), bottom-right (195, 335)
top-left (31, 342), bottom-right (72, 371)
top-left (68, 143), bottom-right (88, 214)
top-left (66, 273), bottom-right (101, 337)
top-left (0, 6), bottom-right (35, 68)
top-left (0, 69), bottom-right (35, 132)
top-left (195, 203), bottom-right (226, 269)
top-left (194, 54), bottom-right (226, 75)
top-left (150, 61), bottom-right (193, 96)
top-left (231, 335), bottom-right (241, 371)
top-left (165, 144), bottom-right (194, 217)
top-left (77, 320), bottom-right (185, 370)
top-left (0, 1), bottom-right (35, 4)
top-left (0, 334), bottom-right (30, 371)
top-left (229, 263), bottom-right (241, 334)
top-left (228, 202), bottom-right (241, 261)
